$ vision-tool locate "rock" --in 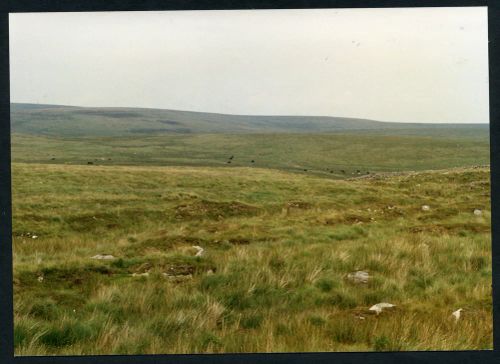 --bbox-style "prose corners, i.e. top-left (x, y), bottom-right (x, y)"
top-left (192, 245), bottom-right (205, 257)
top-left (347, 271), bottom-right (370, 284)
top-left (32, 235), bottom-right (38, 239)
top-left (37, 276), bottom-right (44, 283)
top-left (207, 269), bottom-right (214, 275)
top-left (91, 254), bottom-right (115, 260)
top-left (368, 302), bottom-right (396, 315)
top-left (421, 205), bottom-right (430, 211)
top-left (131, 272), bottom-right (149, 277)
top-left (473, 209), bottom-right (482, 216)
top-left (452, 308), bottom-right (463, 322)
